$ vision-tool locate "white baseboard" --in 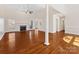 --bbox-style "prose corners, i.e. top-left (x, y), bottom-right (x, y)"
top-left (65, 26), bottom-right (79, 35)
